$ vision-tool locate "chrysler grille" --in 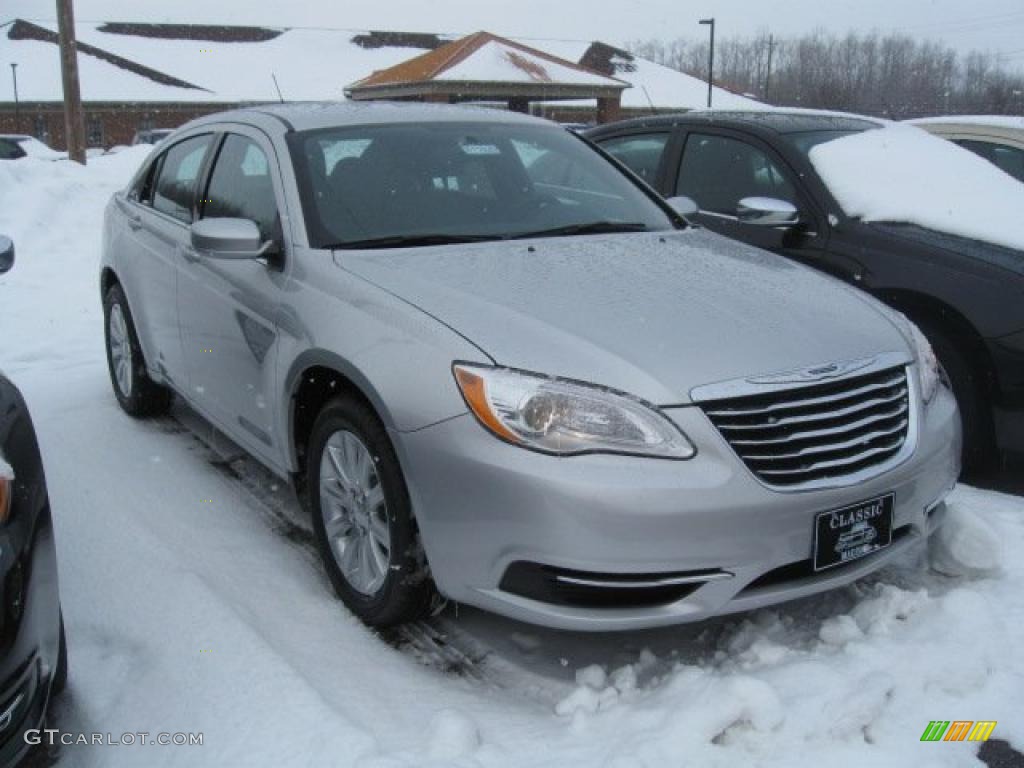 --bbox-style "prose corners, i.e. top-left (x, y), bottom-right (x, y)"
top-left (701, 367), bottom-right (911, 487)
